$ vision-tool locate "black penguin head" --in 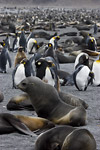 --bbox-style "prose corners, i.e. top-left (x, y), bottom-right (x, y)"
top-left (20, 58), bottom-right (28, 65)
top-left (35, 58), bottom-right (55, 79)
top-left (48, 43), bottom-right (53, 48)
top-left (18, 46), bottom-right (24, 52)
